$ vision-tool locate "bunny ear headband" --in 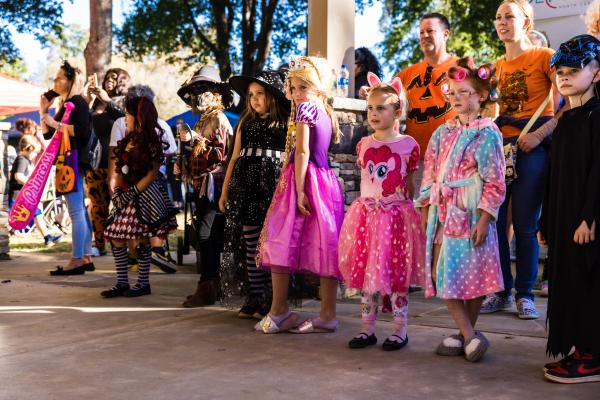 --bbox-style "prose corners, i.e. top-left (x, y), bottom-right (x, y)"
top-left (367, 72), bottom-right (403, 96)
